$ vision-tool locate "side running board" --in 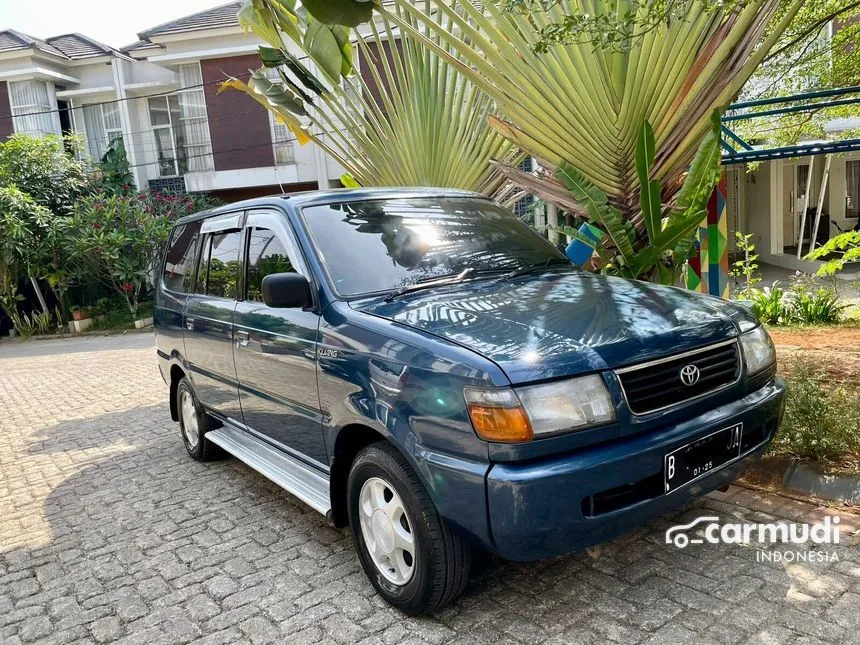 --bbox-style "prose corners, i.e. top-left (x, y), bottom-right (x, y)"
top-left (206, 425), bottom-right (331, 515)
